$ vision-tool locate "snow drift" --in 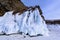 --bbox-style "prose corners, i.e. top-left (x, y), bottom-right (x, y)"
top-left (0, 7), bottom-right (49, 36)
